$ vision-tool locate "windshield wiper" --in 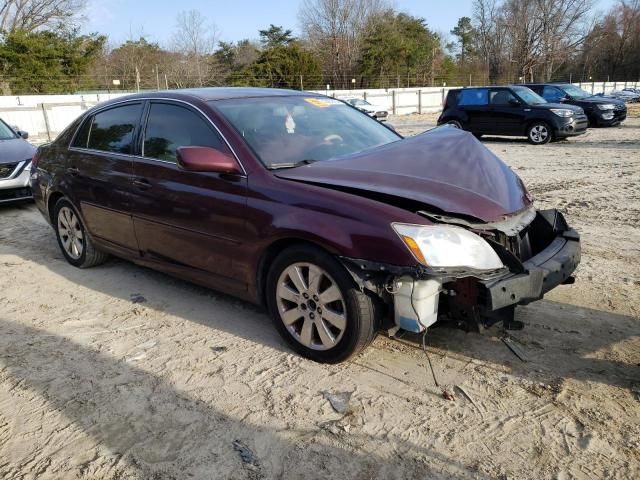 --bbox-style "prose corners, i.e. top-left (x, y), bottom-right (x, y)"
top-left (268, 159), bottom-right (318, 170)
